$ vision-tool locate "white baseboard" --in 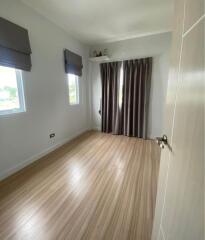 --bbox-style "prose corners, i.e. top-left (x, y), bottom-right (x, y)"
top-left (0, 128), bottom-right (89, 181)
top-left (92, 126), bottom-right (101, 131)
